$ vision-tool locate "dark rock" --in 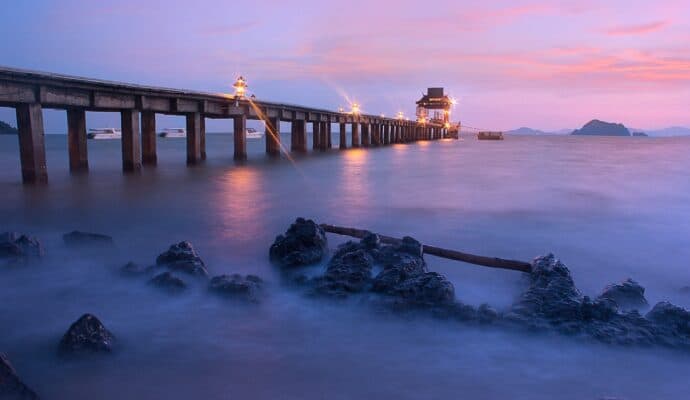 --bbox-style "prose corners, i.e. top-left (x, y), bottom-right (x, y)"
top-left (156, 241), bottom-right (208, 277)
top-left (0, 232), bottom-right (44, 264)
top-left (397, 236), bottom-right (424, 258)
top-left (63, 231), bottom-right (114, 247)
top-left (632, 131), bottom-right (648, 137)
top-left (646, 302), bottom-right (690, 335)
top-left (571, 119), bottom-right (631, 136)
top-left (477, 304), bottom-right (499, 324)
top-left (360, 232), bottom-right (380, 250)
top-left (384, 272), bottom-right (455, 306)
top-left (597, 279), bottom-right (648, 311)
top-left (315, 249), bottom-right (374, 296)
top-left (120, 262), bottom-right (154, 277)
top-left (148, 272), bottom-right (187, 293)
top-left (269, 218), bottom-right (328, 268)
top-left (0, 353), bottom-right (39, 400)
top-left (208, 274), bottom-right (264, 302)
top-left (58, 314), bottom-right (115, 355)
